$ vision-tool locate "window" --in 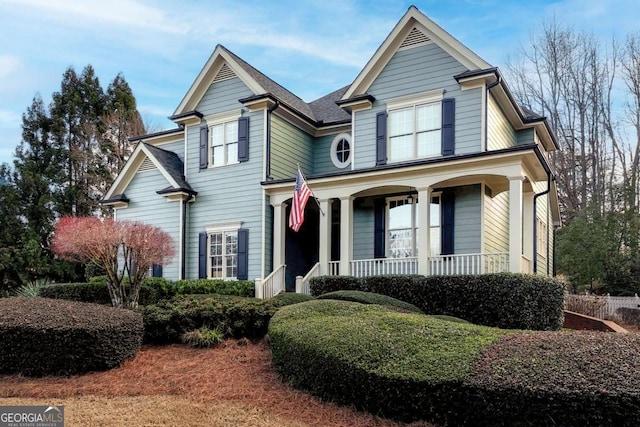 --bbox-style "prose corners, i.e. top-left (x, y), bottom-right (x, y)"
top-left (386, 194), bottom-right (442, 258)
top-left (210, 120), bottom-right (238, 167)
top-left (537, 217), bottom-right (547, 256)
top-left (330, 133), bottom-right (352, 168)
top-left (209, 230), bottom-right (238, 279)
top-left (388, 102), bottom-right (441, 162)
